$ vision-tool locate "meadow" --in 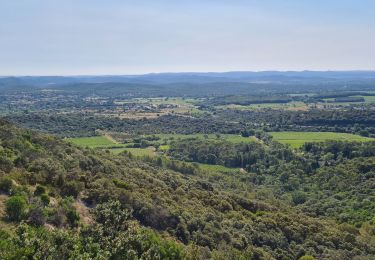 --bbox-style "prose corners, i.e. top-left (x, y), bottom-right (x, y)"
top-left (67, 136), bottom-right (155, 156)
top-left (66, 136), bottom-right (116, 148)
top-left (197, 163), bottom-right (240, 173)
top-left (66, 133), bottom-right (256, 156)
top-left (111, 147), bottom-right (155, 156)
top-left (270, 131), bottom-right (374, 148)
top-left (353, 95), bottom-right (375, 103)
top-left (320, 95), bottom-right (375, 106)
